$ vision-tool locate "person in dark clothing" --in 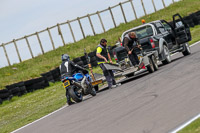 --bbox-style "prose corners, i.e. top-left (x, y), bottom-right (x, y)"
top-left (96, 39), bottom-right (121, 89)
top-left (59, 54), bottom-right (88, 105)
top-left (122, 32), bottom-right (140, 67)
